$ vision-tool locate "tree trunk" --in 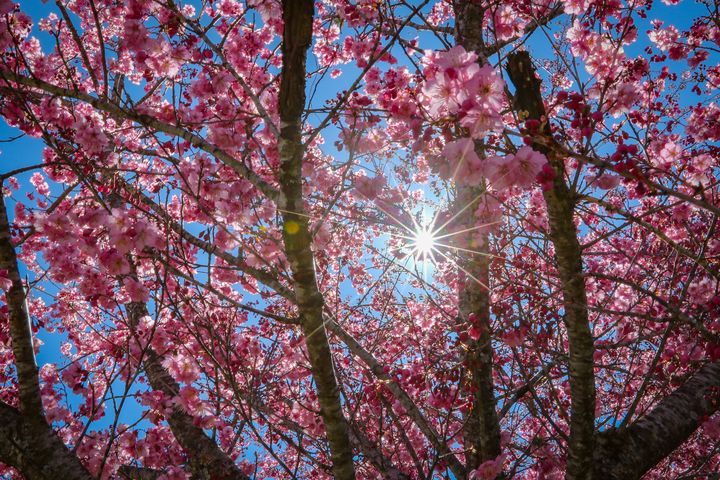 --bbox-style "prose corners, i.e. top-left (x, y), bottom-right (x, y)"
top-left (506, 51), bottom-right (596, 480)
top-left (126, 303), bottom-right (249, 480)
top-left (593, 361), bottom-right (720, 479)
top-left (454, 2), bottom-right (503, 473)
top-left (277, 1), bottom-right (356, 478)
top-left (0, 401), bottom-right (95, 480)
top-left (0, 194), bottom-right (94, 480)
top-left (0, 194), bottom-right (44, 419)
